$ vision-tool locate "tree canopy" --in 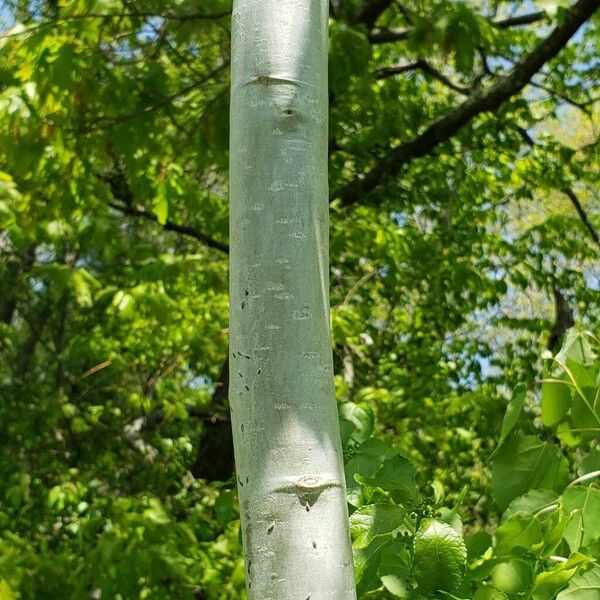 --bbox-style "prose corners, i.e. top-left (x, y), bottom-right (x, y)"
top-left (0, 0), bottom-right (599, 598)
